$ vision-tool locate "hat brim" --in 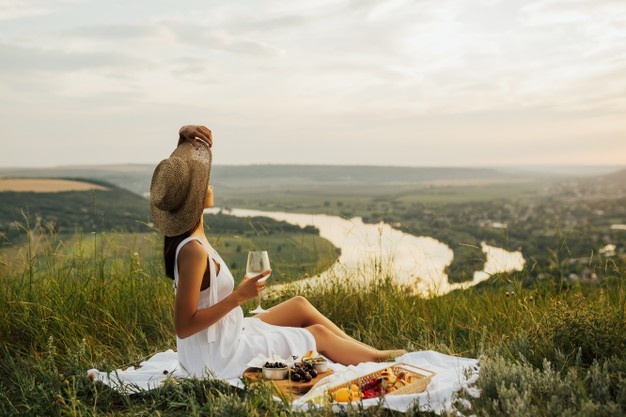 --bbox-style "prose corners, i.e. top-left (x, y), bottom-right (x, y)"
top-left (150, 142), bottom-right (212, 237)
